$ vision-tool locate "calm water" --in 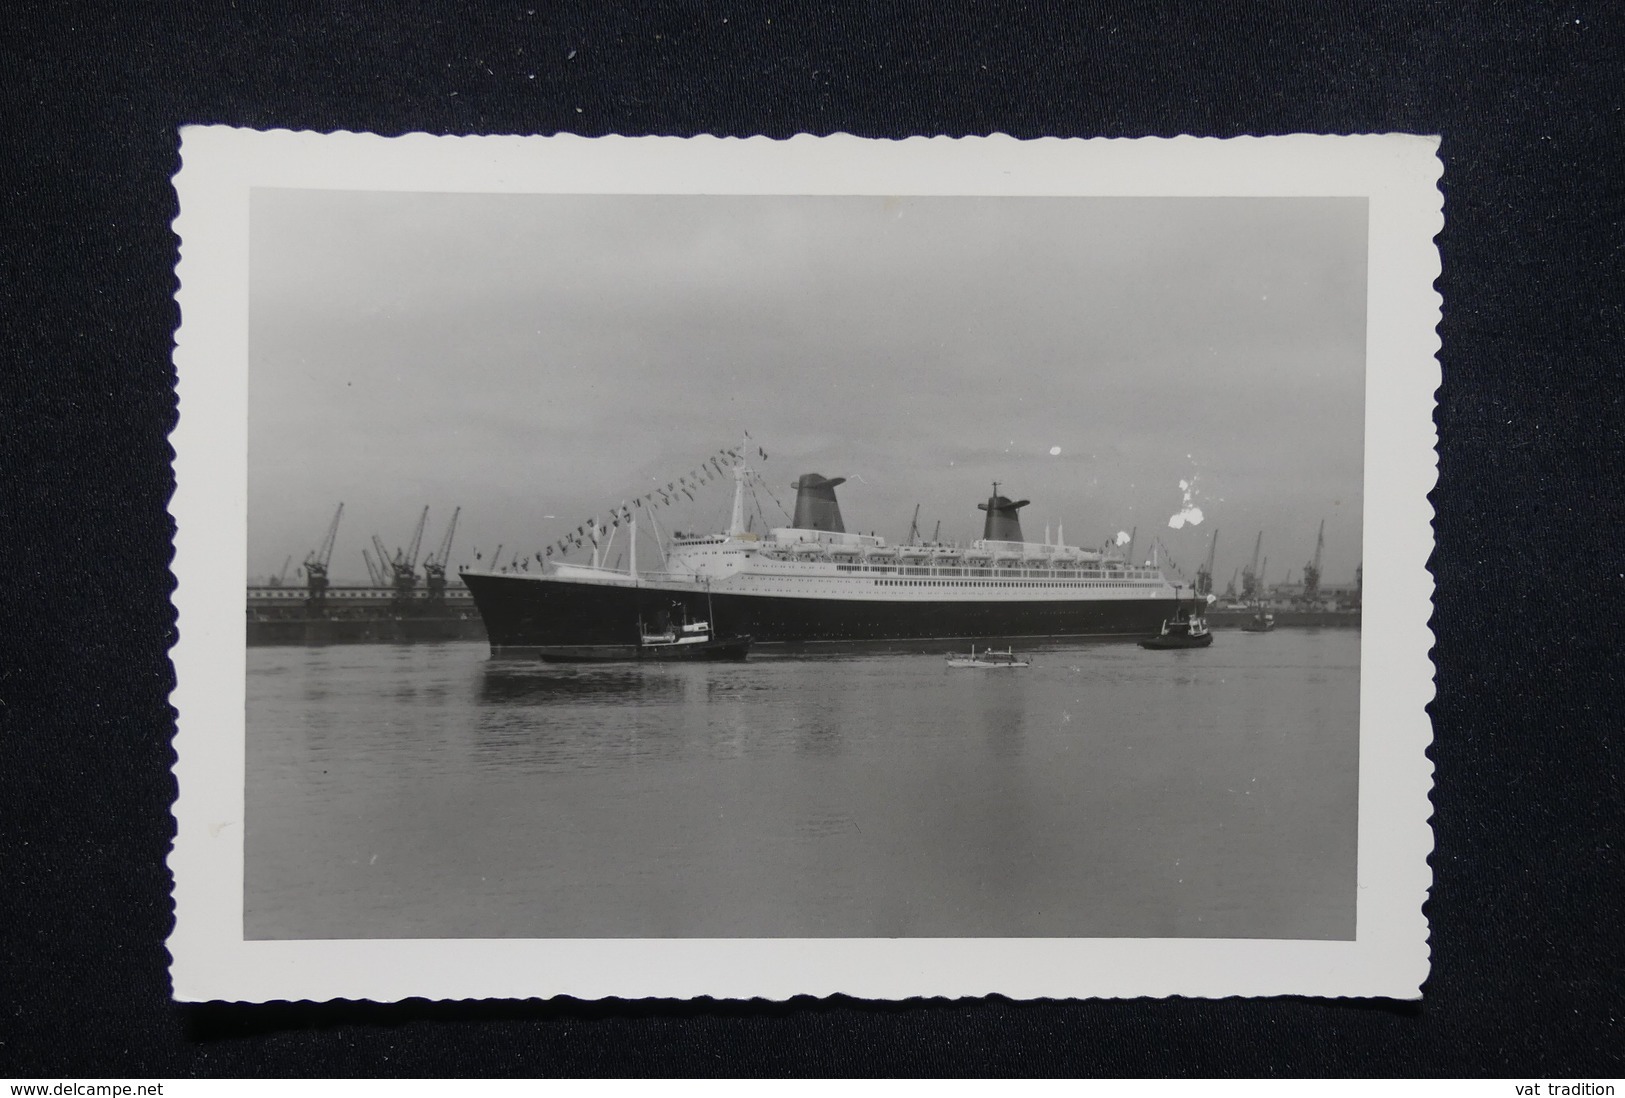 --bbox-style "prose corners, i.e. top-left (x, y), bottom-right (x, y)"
top-left (245, 631), bottom-right (1359, 940)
